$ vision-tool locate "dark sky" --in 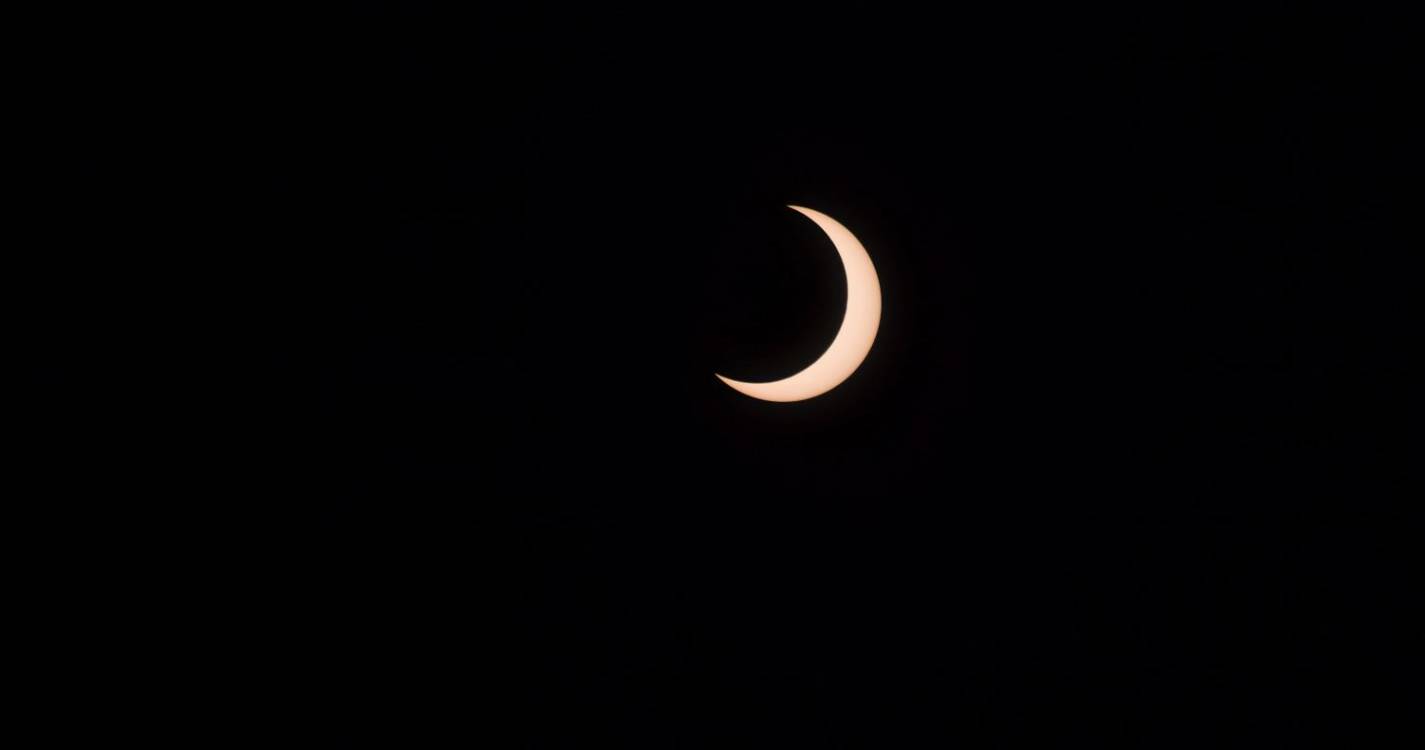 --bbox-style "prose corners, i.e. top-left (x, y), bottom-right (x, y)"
top-left (210, 4), bottom-right (1417, 746)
